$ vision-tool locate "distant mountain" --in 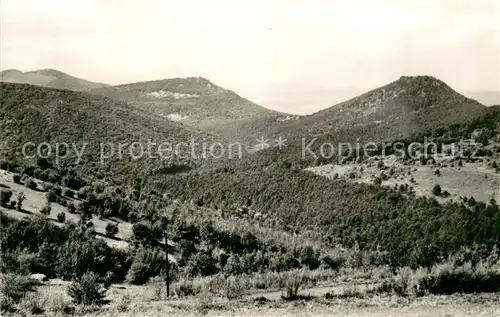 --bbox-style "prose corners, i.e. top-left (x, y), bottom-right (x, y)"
top-left (91, 77), bottom-right (288, 138)
top-left (243, 83), bottom-right (499, 115)
top-left (0, 83), bottom-right (212, 179)
top-left (259, 76), bottom-right (489, 144)
top-left (464, 90), bottom-right (500, 106)
top-left (0, 69), bottom-right (109, 91)
top-left (239, 83), bottom-right (370, 115)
